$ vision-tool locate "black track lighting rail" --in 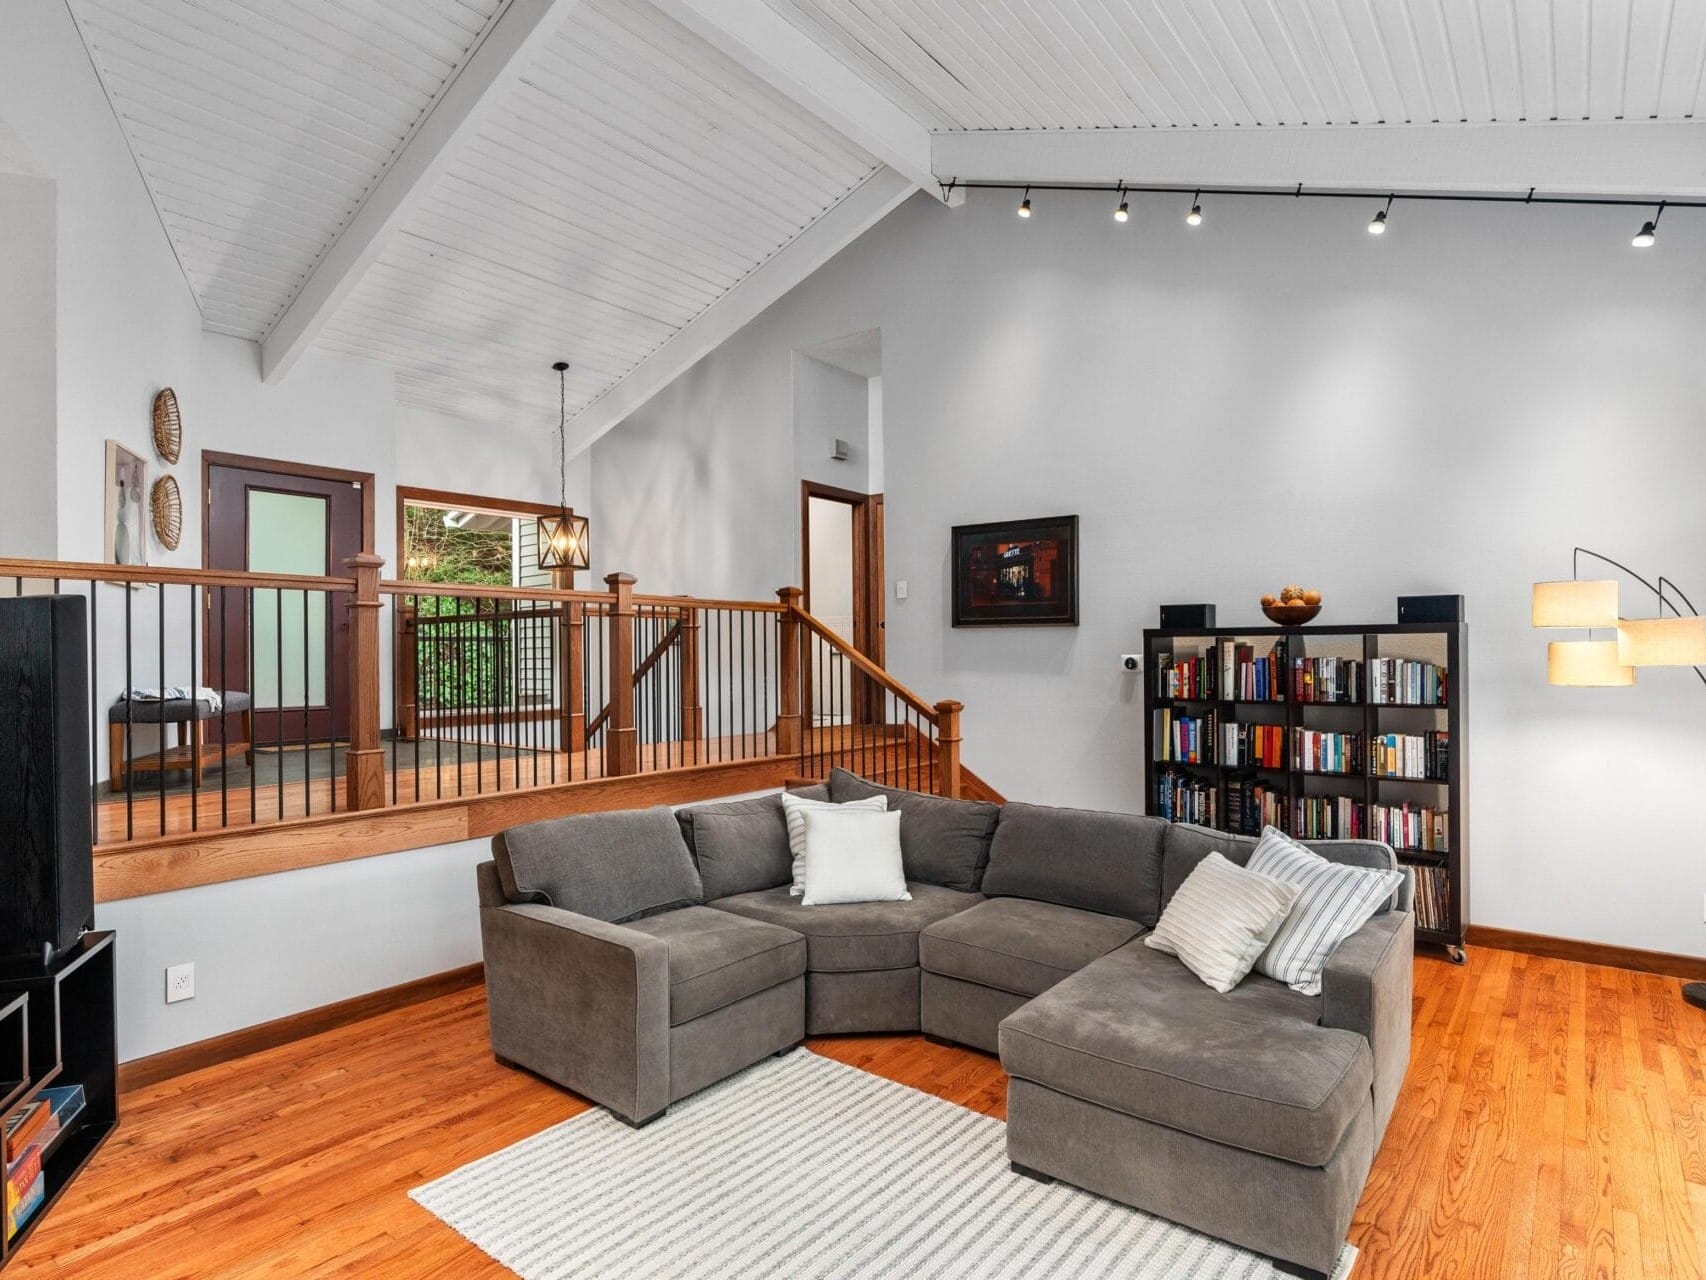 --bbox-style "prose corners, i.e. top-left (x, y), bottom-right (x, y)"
top-left (938, 178), bottom-right (1706, 211)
